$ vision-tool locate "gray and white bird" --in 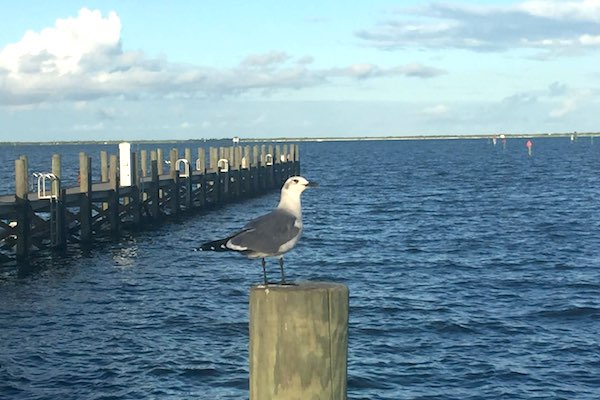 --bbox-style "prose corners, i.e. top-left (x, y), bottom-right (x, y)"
top-left (199, 176), bottom-right (317, 284)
